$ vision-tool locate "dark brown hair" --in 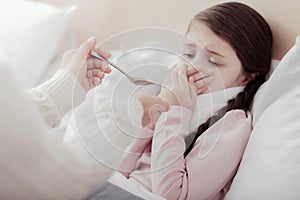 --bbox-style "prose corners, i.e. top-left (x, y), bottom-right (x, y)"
top-left (184, 2), bottom-right (273, 157)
